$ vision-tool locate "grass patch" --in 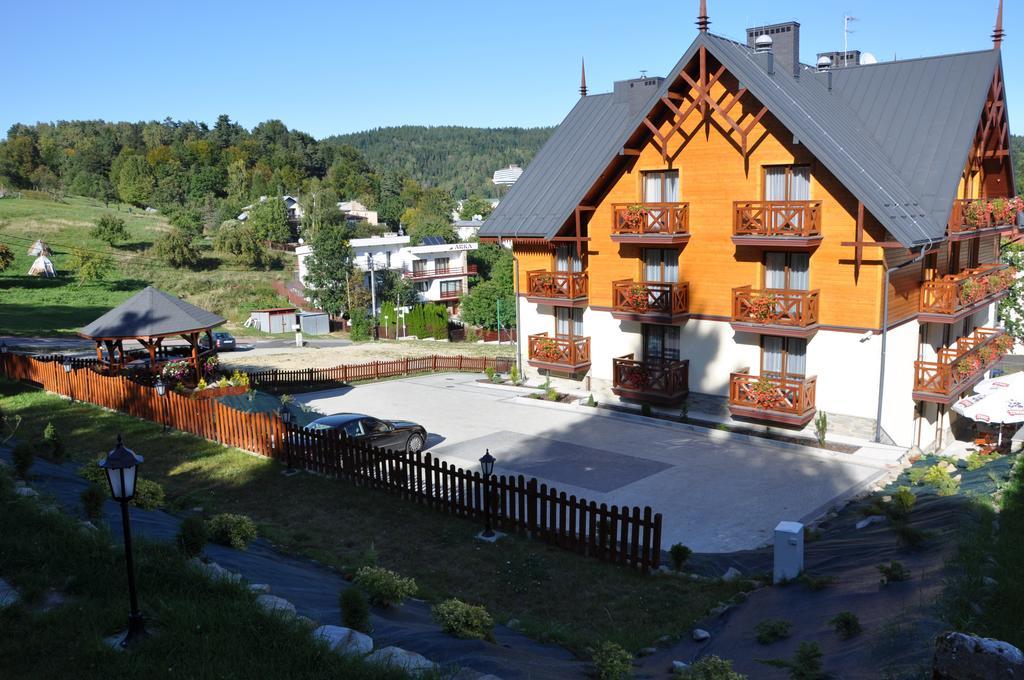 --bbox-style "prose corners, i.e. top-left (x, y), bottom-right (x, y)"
top-left (0, 378), bottom-right (744, 653)
top-left (0, 193), bottom-right (289, 335)
top-left (0, 466), bottom-right (406, 679)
